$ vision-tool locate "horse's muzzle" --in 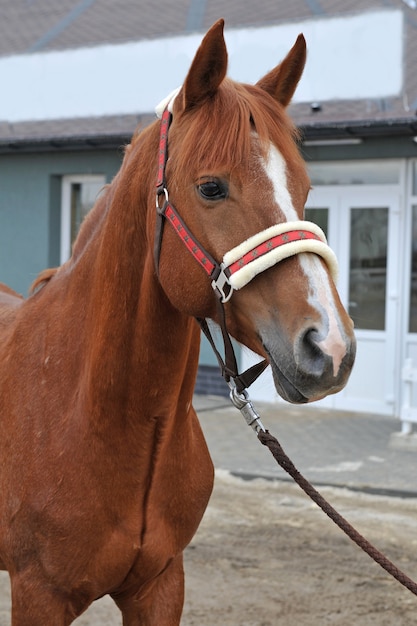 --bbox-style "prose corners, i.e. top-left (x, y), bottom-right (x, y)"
top-left (263, 324), bottom-right (356, 404)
